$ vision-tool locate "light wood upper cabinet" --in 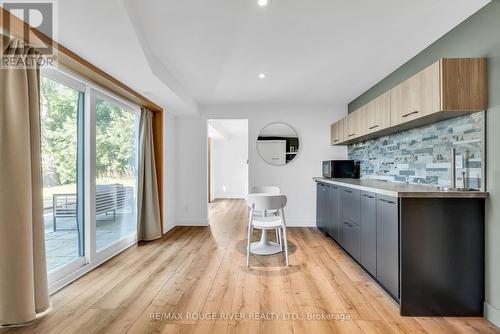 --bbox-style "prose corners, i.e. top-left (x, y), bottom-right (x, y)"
top-left (391, 62), bottom-right (440, 126)
top-left (440, 58), bottom-right (487, 111)
top-left (363, 91), bottom-right (391, 134)
top-left (332, 58), bottom-right (486, 145)
top-left (330, 119), bottom-right (344, 145)
top-left (391, 59), bottom-right (486, 127)
top-left (346, 108), bottom-right (363, 140)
